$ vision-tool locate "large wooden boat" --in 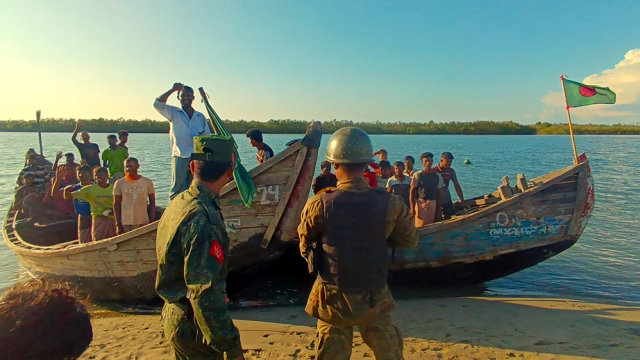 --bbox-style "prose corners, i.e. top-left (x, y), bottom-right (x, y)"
top-left (389, 154), bottom-right (595, 286)
top-left (3, 122), bottom-right (323, 300)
